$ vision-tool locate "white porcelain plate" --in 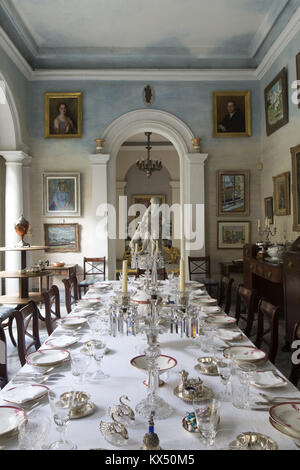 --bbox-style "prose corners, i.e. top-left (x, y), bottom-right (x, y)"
top-left (202, 306), bottom-right (223, 315)
top-left (26, 348), bottom-right (70, 367)
top-left (215, 328), bottom-right (243, 341)
top-left (223, 345), bottom-right (266, 362)
top-left (205, 315), bottom-right (237, 327)
top-left (131, 354), bottom-right (177, 375)
top-left (197, 298), bottom-right (218, 306)
top-left (45, 335), bottom-right (78, 348)
top-left (270, 402), bottom-right (300, 437)
top-left (57, 316), bottom-right (87, 328)
top-left (0, 406), bottom-right (26, 436)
